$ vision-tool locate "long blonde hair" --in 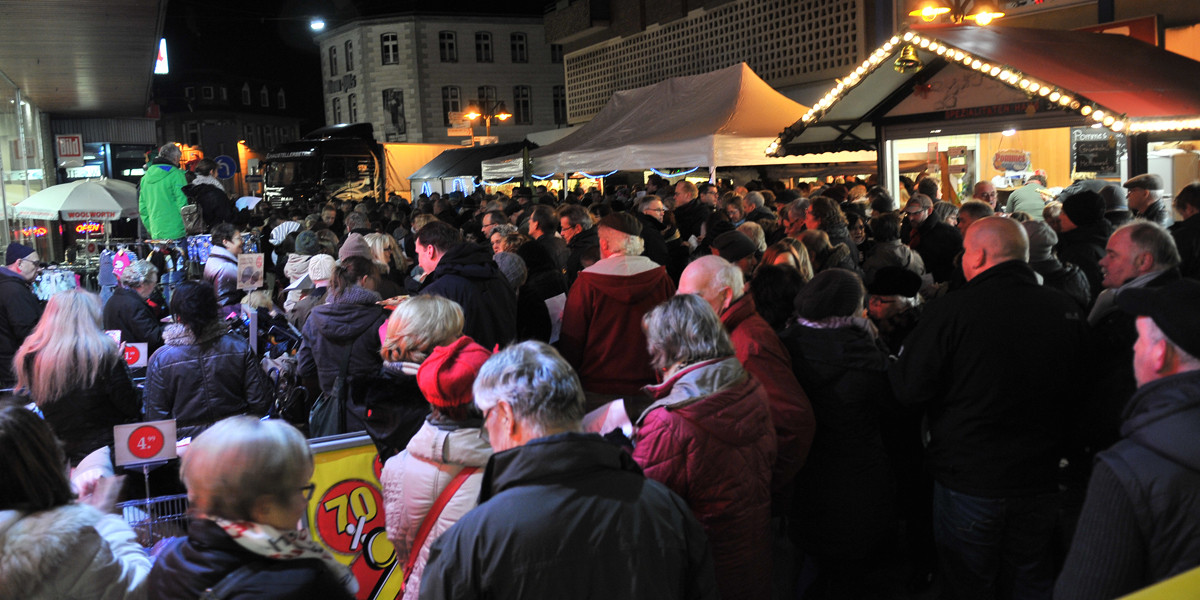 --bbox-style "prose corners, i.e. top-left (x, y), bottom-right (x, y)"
top-left (381, 295), bottom-right (464, 363)
top-left (15, 289), bottom-right (120, 405)
top-left (364, 232), bottom-right (408, 274)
